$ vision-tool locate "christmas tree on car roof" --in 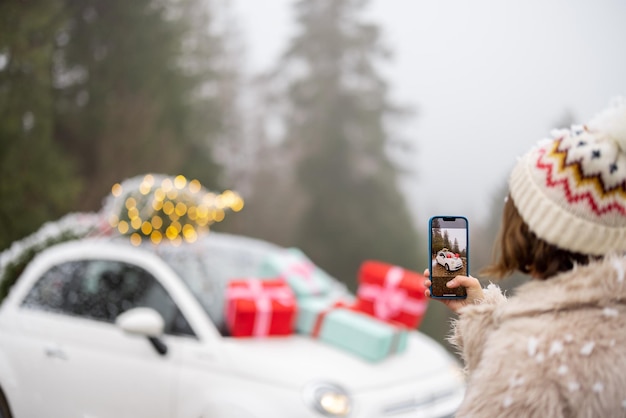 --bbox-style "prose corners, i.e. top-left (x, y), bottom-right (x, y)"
top-left (101, 173), bottom-right (244, 247)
